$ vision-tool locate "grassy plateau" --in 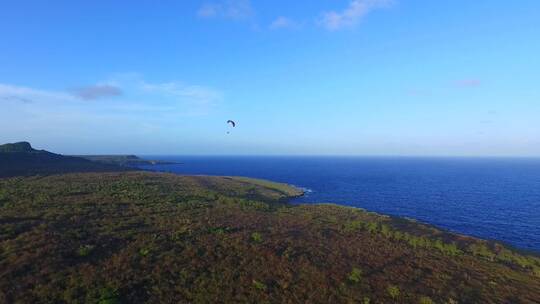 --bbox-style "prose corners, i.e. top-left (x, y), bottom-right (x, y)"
top-left (0, 172), bottom-right (539, 303)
